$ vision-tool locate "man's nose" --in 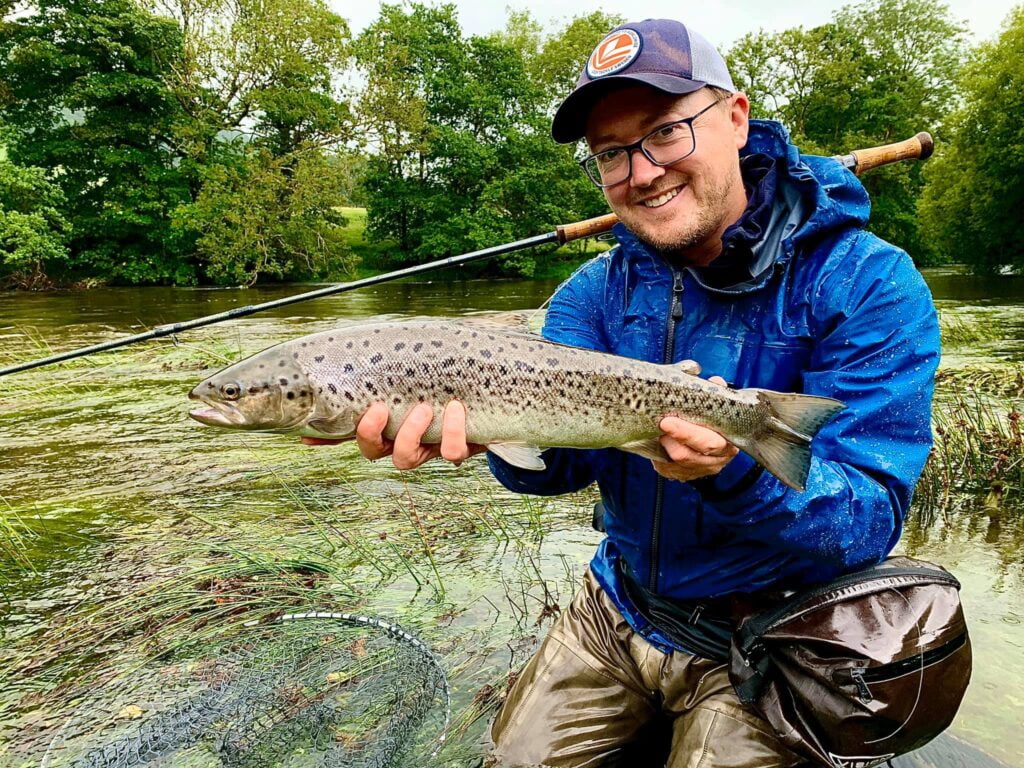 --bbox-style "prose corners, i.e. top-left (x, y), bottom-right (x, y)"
top-left (629, 149), bottom-right (665, 188)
